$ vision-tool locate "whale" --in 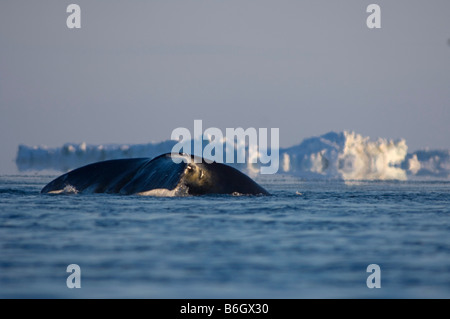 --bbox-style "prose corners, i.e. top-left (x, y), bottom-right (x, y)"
top-left (40, 153), bottom-right (269, 196)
